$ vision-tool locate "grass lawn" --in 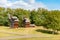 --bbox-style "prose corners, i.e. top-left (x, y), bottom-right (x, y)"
top-left (0, 32), bottom-right (18, 37)
top-left (0, 26), bottom-right (60, 40)
top-left (0, 26), bottom-right (43, 35)
top-left (11, 37), bottom-right (60, 40)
